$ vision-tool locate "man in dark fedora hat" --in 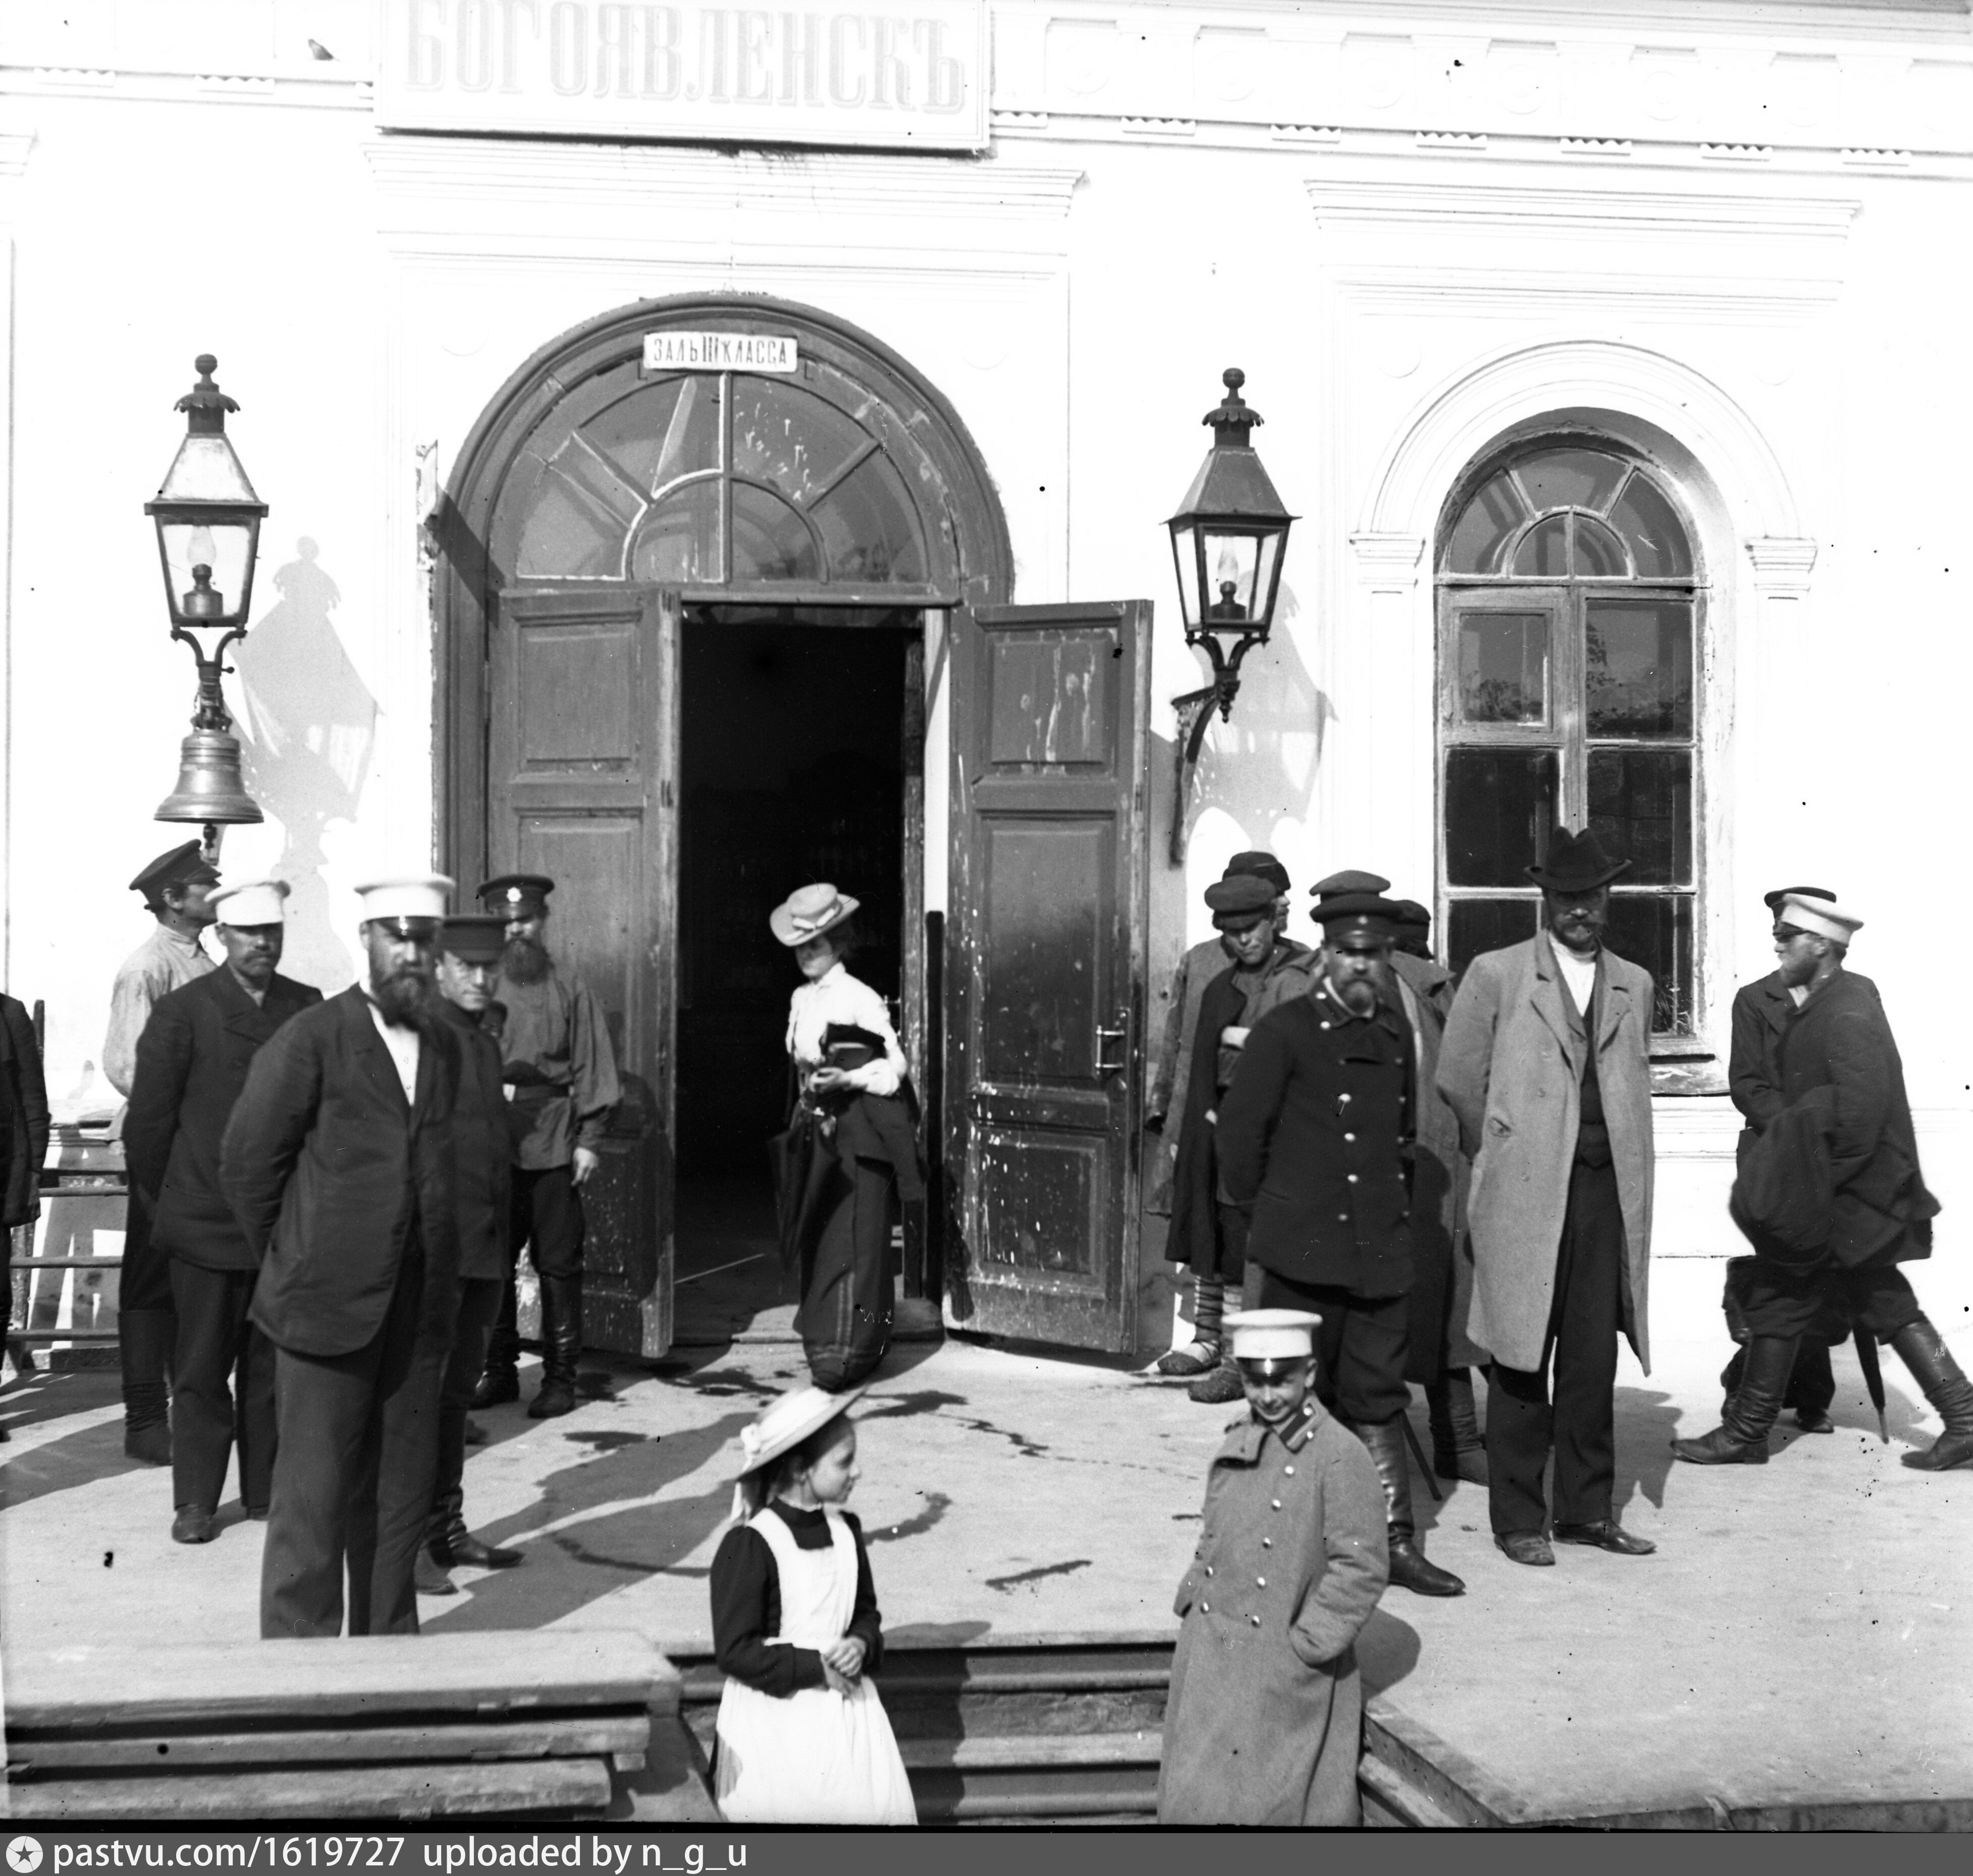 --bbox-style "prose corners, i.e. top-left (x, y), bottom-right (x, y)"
top-left (1216, 884), bottom-right (1464, 1596)
top-left (1436, 828), bottom-right (1658, 1567)
top-left (471, 874), bottom-right (620, 1420)
top-left (1148, 851), bottom-right (1311, 1389)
